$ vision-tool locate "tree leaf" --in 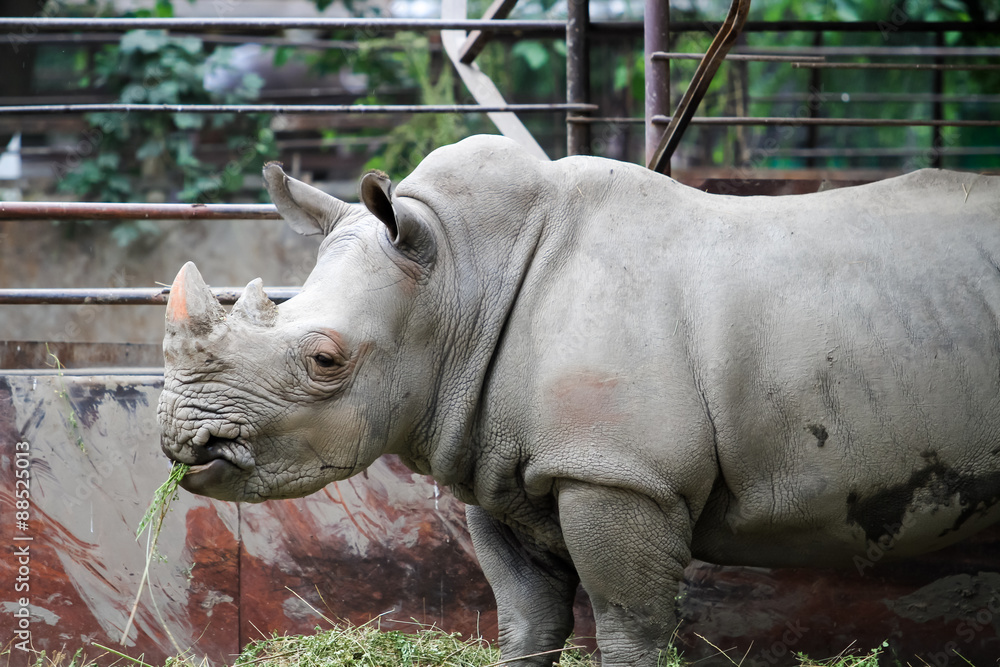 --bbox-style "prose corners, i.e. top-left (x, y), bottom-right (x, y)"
top-left (512, 41), bottom-right (549, 71)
